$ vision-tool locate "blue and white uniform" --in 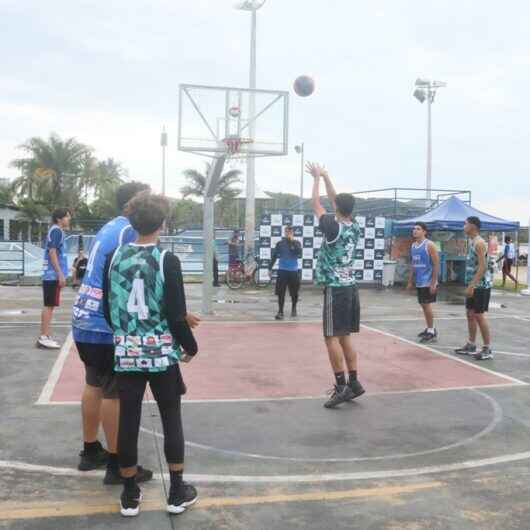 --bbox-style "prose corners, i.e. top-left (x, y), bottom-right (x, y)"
top-left (72, 216), bottom-right (136, 344)
top-left (42, 225), bottom-right (68, 280)
top-left (411, 239), bottom-right (433, 288)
